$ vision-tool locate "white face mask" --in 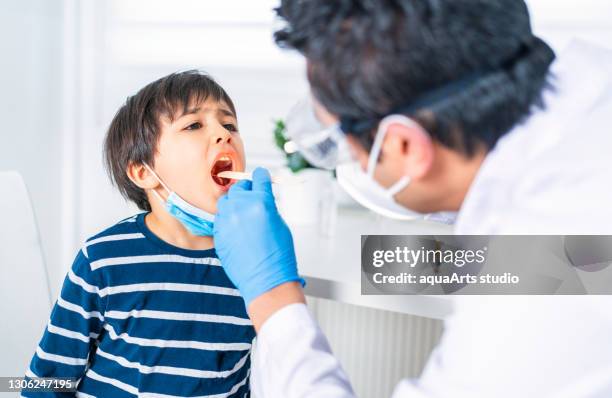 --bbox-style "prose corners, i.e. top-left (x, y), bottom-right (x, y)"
top-left (335, 115), bottom-right (421, 220)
